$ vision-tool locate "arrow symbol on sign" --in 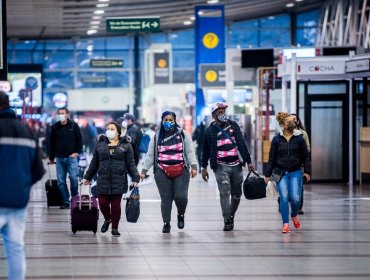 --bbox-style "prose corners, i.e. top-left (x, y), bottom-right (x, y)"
top-left (151, 22), bottom-right (159, 28)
